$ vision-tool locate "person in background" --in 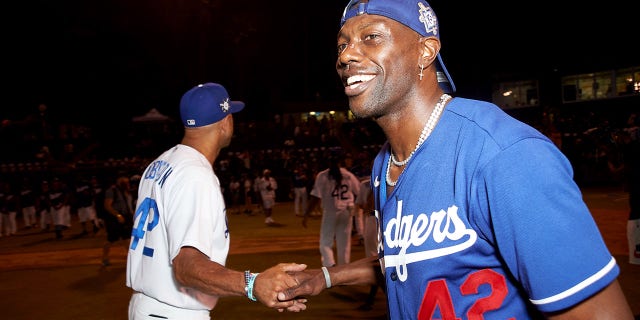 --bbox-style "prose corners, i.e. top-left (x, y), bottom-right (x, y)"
top-left (126, 82), bottom-right (307, 319)
top-left (102, 172), bottom-right (133, 267)
top-left (241, 172), bottom-right (255, 215)
top-left (228, 175), bottom-right (242, 214)
top-left (1, 180), bottom-right (19, 237)
top-left (253, 169), bottom-right (264, 215)
top-left (50, 177), bottom-right (71, 240)
top-left (303, 155), bottom-right (360, 267)
top-left (90, 175), bottom-right (107, 233)
top-left (36, 178), bottom-right (52, 232)
top-left (291, 164), bottom-right (309, 217)
top-left (74, 177), bottom-right (100, 236)
top-left (281, 1), bottom-right (634, 318)
top-left (19, 177), bottom-right (38, 229)
top-left (258, 168), bottom-right (278, 225)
